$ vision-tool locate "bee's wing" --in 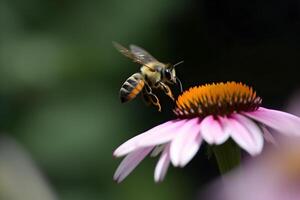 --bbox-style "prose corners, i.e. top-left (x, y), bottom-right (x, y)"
top-left (130, 44), bottom-right (158, 64)
top-left (113, 42), bottom-right (155, 71)
top-left (113, 41), bottom-right (137, 61)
